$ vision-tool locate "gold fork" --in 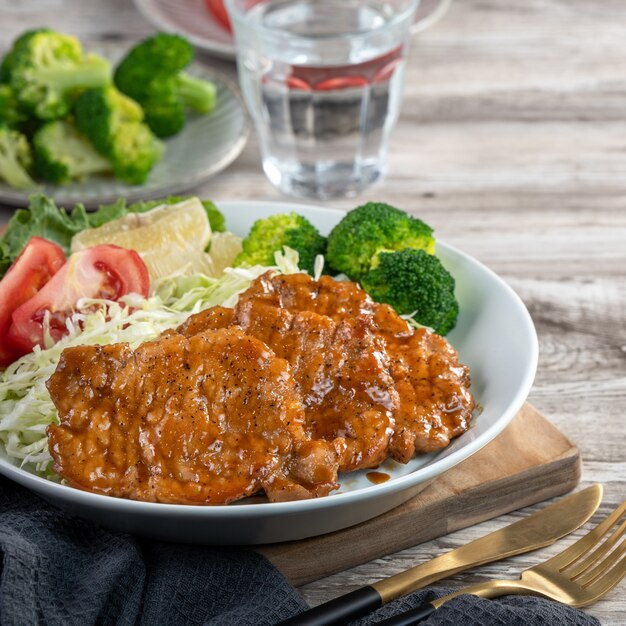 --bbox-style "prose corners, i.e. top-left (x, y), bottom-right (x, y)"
top-left (376, 499), bottom-right (626, 625)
